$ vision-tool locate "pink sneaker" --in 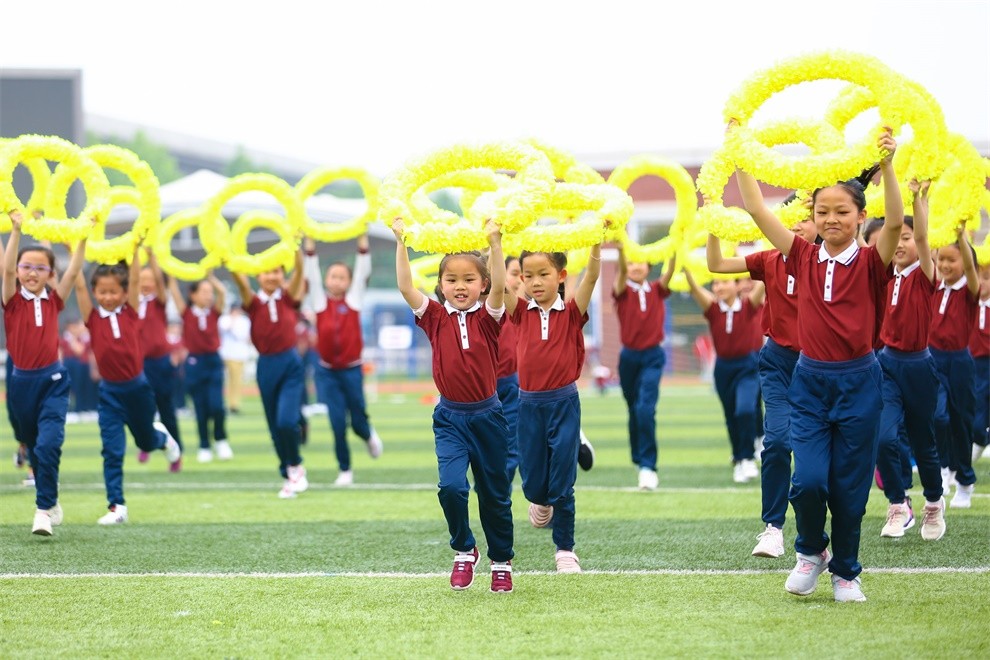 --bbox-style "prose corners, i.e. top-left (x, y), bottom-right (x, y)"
top-left (450, 547), bottom-right (479, 590)
top-left (490, 561), bottom-right (513, 593)
top-left (874, 468), bottom-right (884, 490)
top-left (169, 457), bottom-right (182, 473)
top-left (137, 451), bottom-right (150, 464)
